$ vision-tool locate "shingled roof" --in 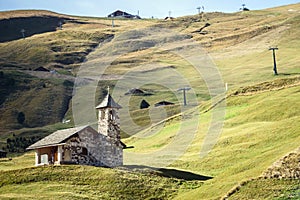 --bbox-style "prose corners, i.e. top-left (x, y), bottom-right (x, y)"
top-left (27, 125), bottom-right (127, 150)
top-left (27, 126), bottom-right (94, 150)
top-left (96, 93), bottom-right (122, 109)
